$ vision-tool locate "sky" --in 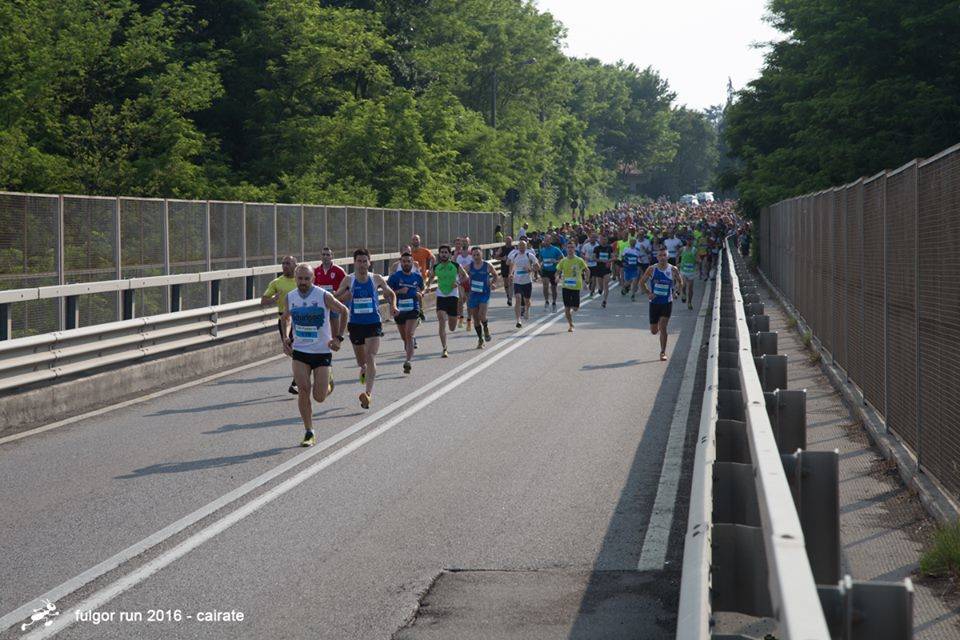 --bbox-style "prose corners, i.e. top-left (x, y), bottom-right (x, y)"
top-left (535, 0), bottom-right (783, 110)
